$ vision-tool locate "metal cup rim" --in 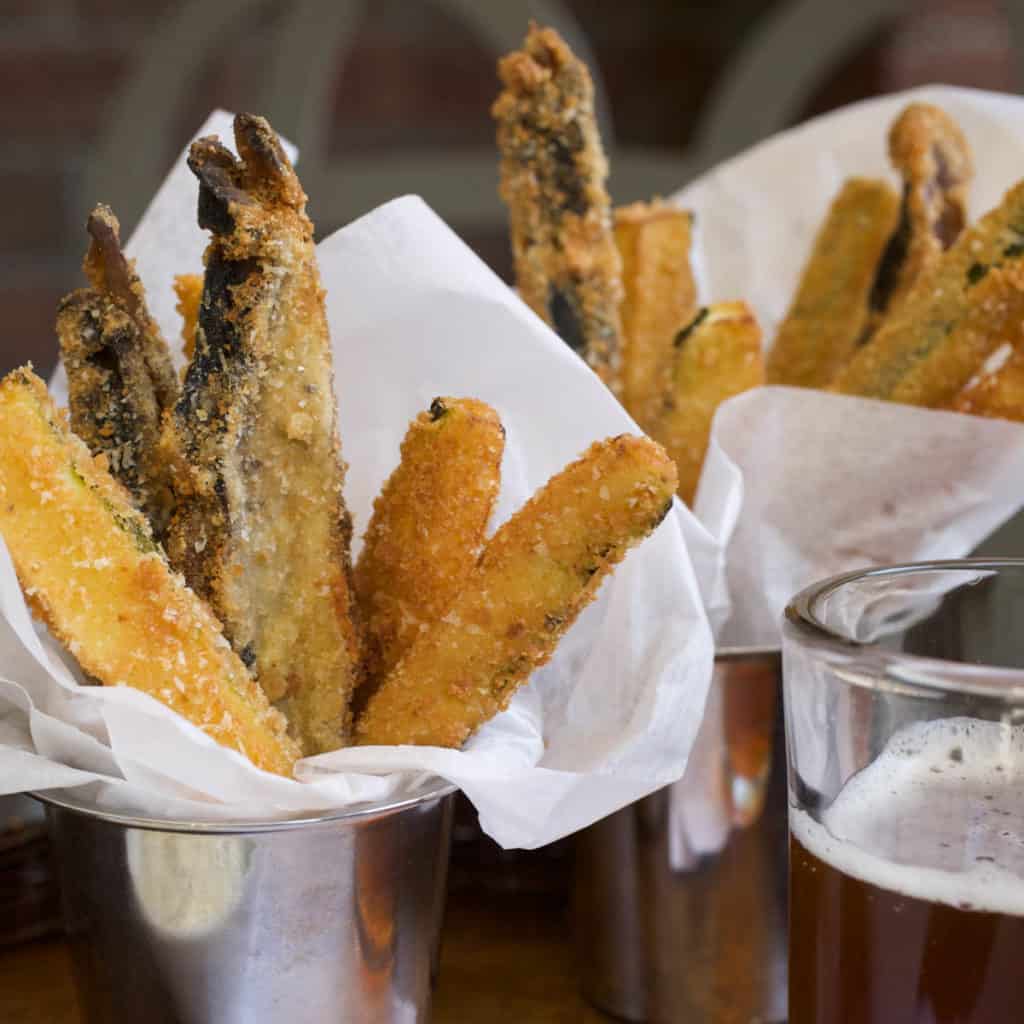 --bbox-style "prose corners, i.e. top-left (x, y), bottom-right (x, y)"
top-left (31, 775), bottom-right (458, 834)
top-left (30, 653), bottom-right (777, 835)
